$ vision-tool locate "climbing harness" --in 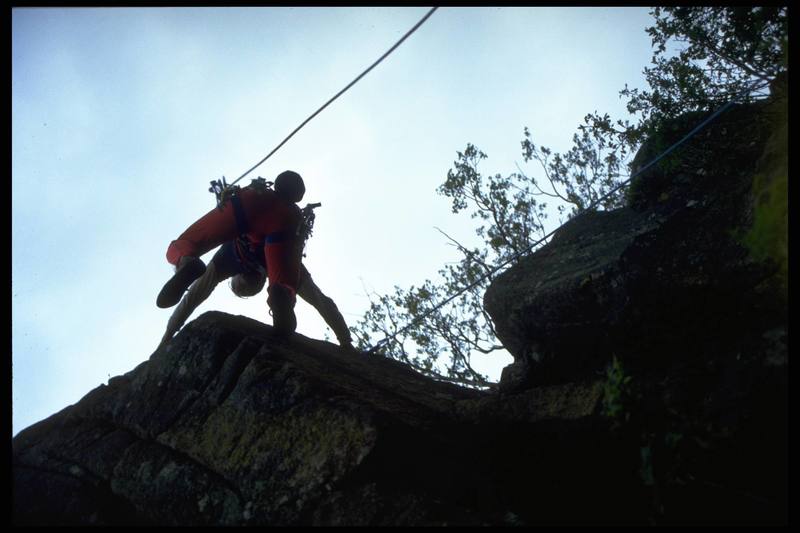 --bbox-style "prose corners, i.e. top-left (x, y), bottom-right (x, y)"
top-left (363, 77), bottom-right (773, 357)
top-left (208, 7), bottom-right (438, 205)
top-left (210, 174), bottom-right (322, 275)
top-left (214, 177), bottom-right (320, 259)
